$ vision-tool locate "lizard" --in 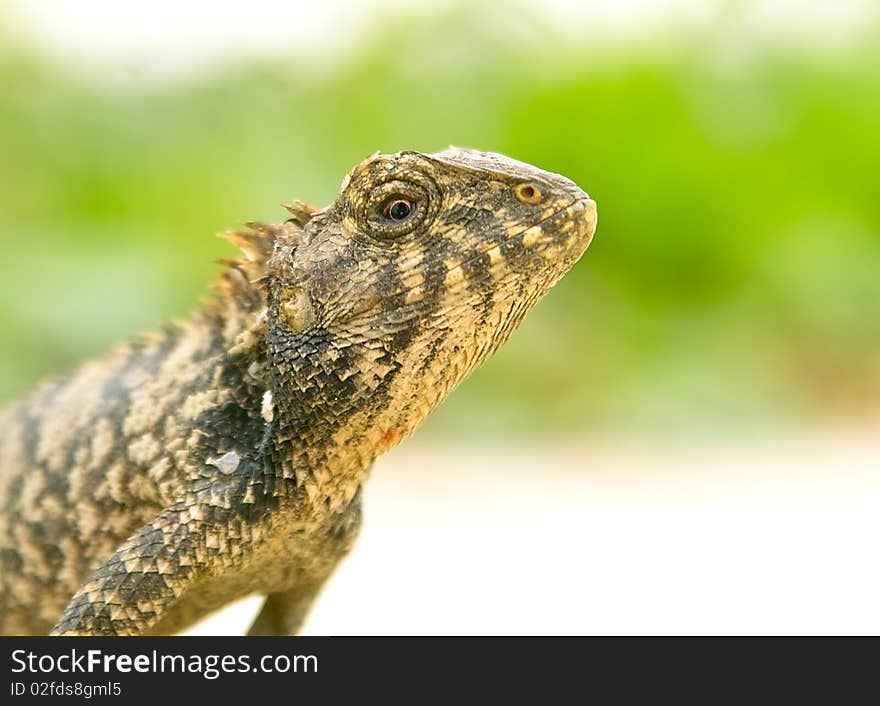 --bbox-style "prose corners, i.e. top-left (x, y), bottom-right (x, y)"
top-left (0, 148), bottom-right (597, 636)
